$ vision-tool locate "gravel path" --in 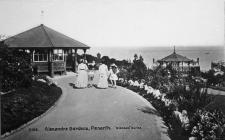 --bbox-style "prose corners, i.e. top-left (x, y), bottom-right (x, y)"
top-left (207, 88), bottom-right (225, 96)
top-left (3, 76), bottom-right (169, 140)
